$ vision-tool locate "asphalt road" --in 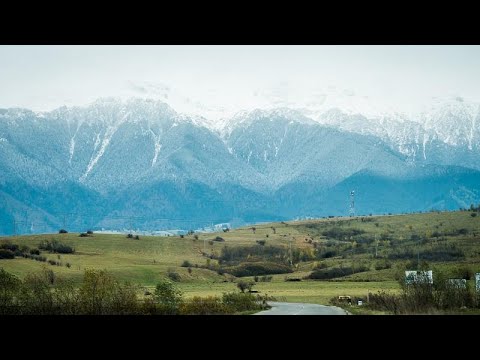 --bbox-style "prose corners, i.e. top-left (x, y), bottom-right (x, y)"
top-left (254, 302), bottom-right (348, 315)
